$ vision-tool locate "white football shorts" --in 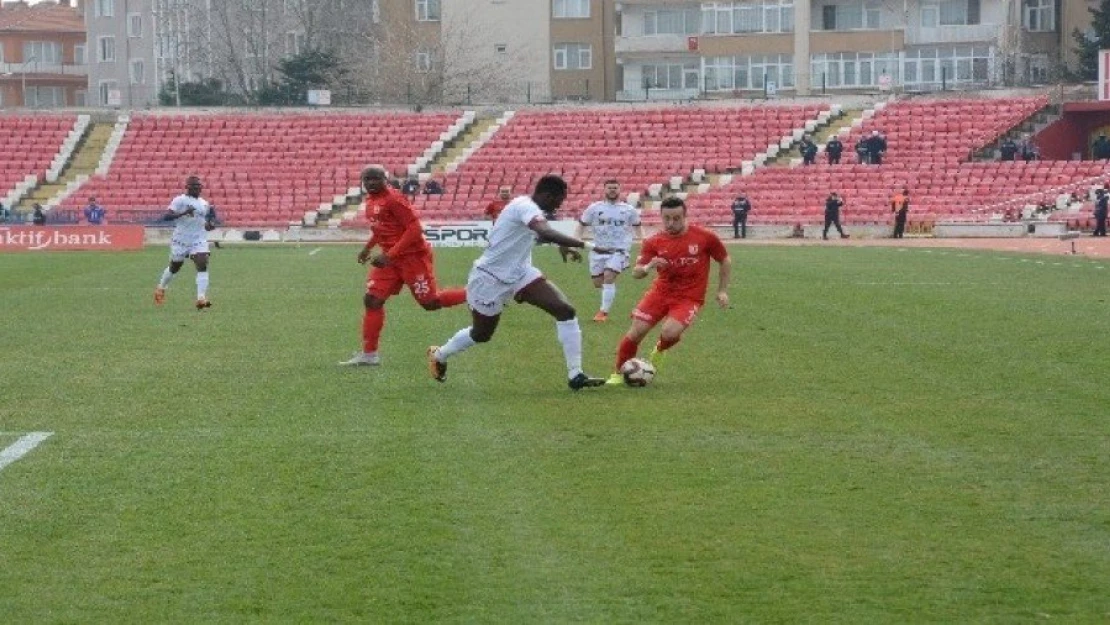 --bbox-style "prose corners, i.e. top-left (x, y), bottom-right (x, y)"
top-left (588, 250), bottom-right (630, 277)
top-left (466, 264), bottom-right (543, 317)
top-left (169, 238), bottom-right (210, 262)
